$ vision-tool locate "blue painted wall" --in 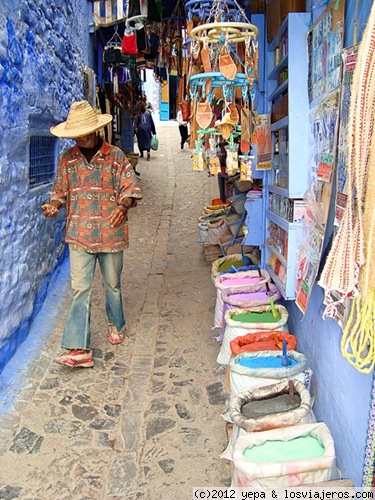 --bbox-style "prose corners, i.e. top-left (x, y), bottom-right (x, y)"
top-left (286, 0), bottom-right (373, 486)
top-left (0, 0), bottom-right (95, 373)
